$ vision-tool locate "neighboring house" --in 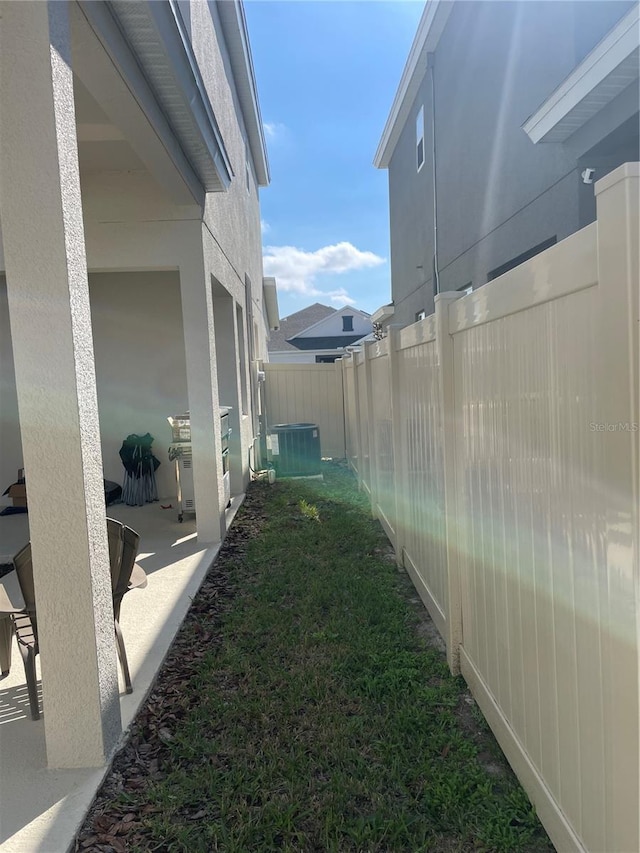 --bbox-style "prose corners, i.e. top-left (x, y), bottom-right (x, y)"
top-left (0, 0), bottom-right (276, 783)
top-left (268, 303), bottom-right (373, 363)
top-left (375, 0), bottom-right (640, 327)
